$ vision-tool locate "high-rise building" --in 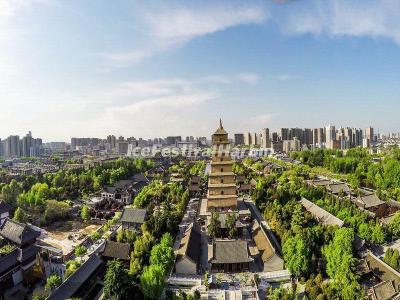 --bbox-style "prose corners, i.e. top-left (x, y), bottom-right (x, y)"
top-left (4, 135), bottom-right (20, 158)
top-left (272, 132), bottom-right (279, 142)
top-left (303, 128), bottom-right (313, 146)
top-left (279, 128), bottom-right (289, 141)
top-left (234, 133), bottom-right (245, 146)
top-left (261, 128), bottom-right (271, 148)
top-left (353, 128), bottom-right (363, 147)
top-left (244, 132), bottom-right (252, 146)
top-left (325, 125), bottom-right (336, 149)
top-left (165, 136), bottom-right (181, 146)
top-left (22, 132), bottom-right (33, 157)
top-left (283, 138), bottom-right (301, 153)
top-left (252, 133), bottom-right (259, 146)
top-left (289, 128), bottom-right (303, 144)
top-left (70, 137), bottom-right (102, 150)
top-left (313, 128), bottom-right (325, 146)
top-left (117, 141), bottom-right (129, 154)
top-left (107, 135), bottom-right (116, 148)
top-left (363, 127), bottom-right (374, 148)
top-left (207, 120), bottom-right (237, 211)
